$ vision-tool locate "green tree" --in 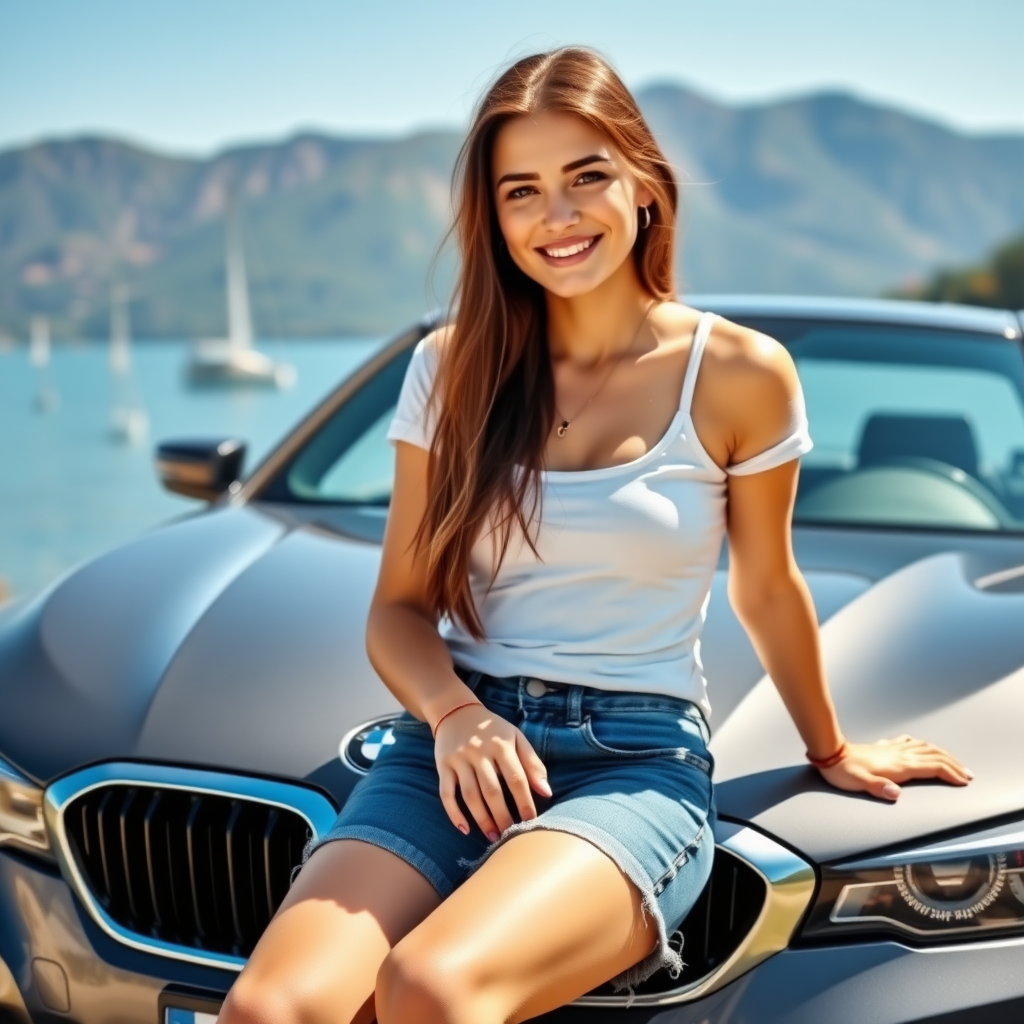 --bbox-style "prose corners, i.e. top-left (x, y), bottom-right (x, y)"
top-left (907, 231), bottom-right (1024, 309)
